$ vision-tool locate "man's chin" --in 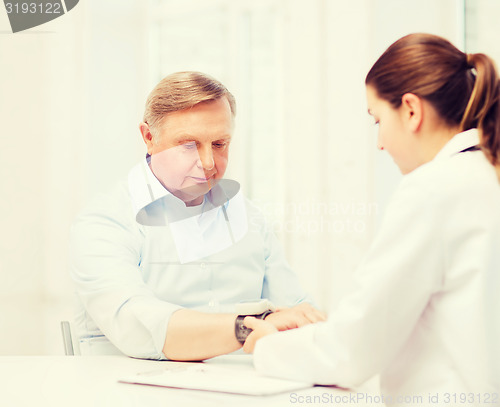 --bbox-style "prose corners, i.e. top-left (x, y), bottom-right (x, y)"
top-left (178, 183), bottom-right (212, 205)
